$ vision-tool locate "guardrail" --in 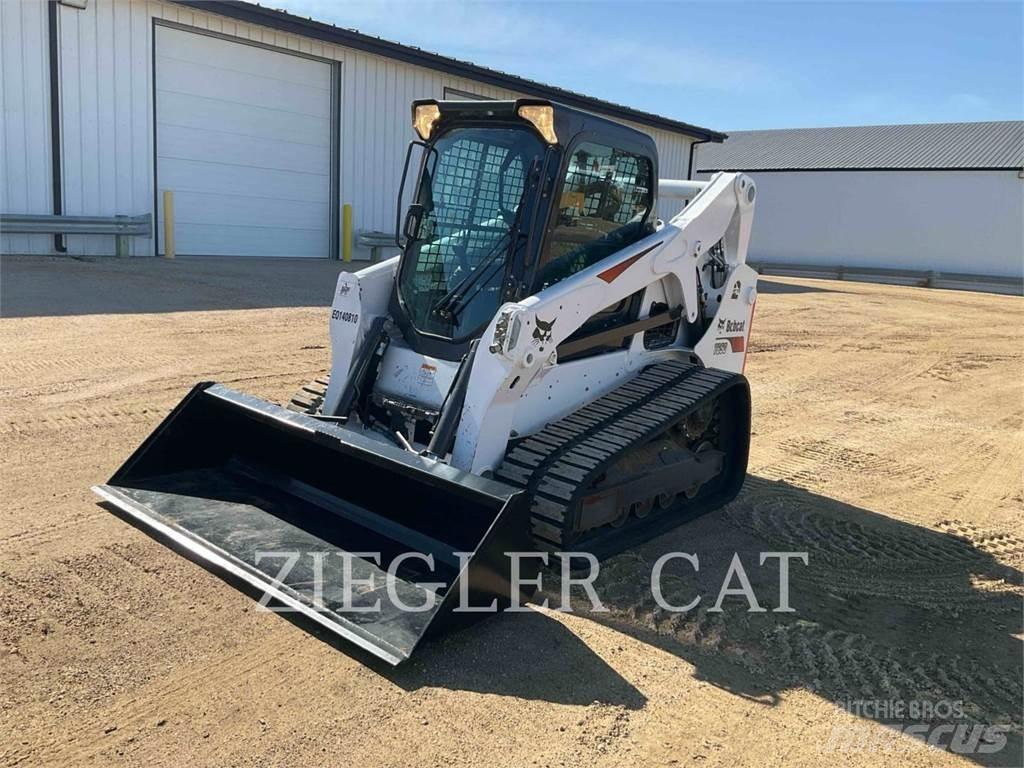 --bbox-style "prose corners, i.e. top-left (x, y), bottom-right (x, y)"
top-left (1, 213), bottom-right (152, 257)
top-left (751, 261), bottom-right (1022, 296)
top-left (357, 230), bottom-right (397, 262)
